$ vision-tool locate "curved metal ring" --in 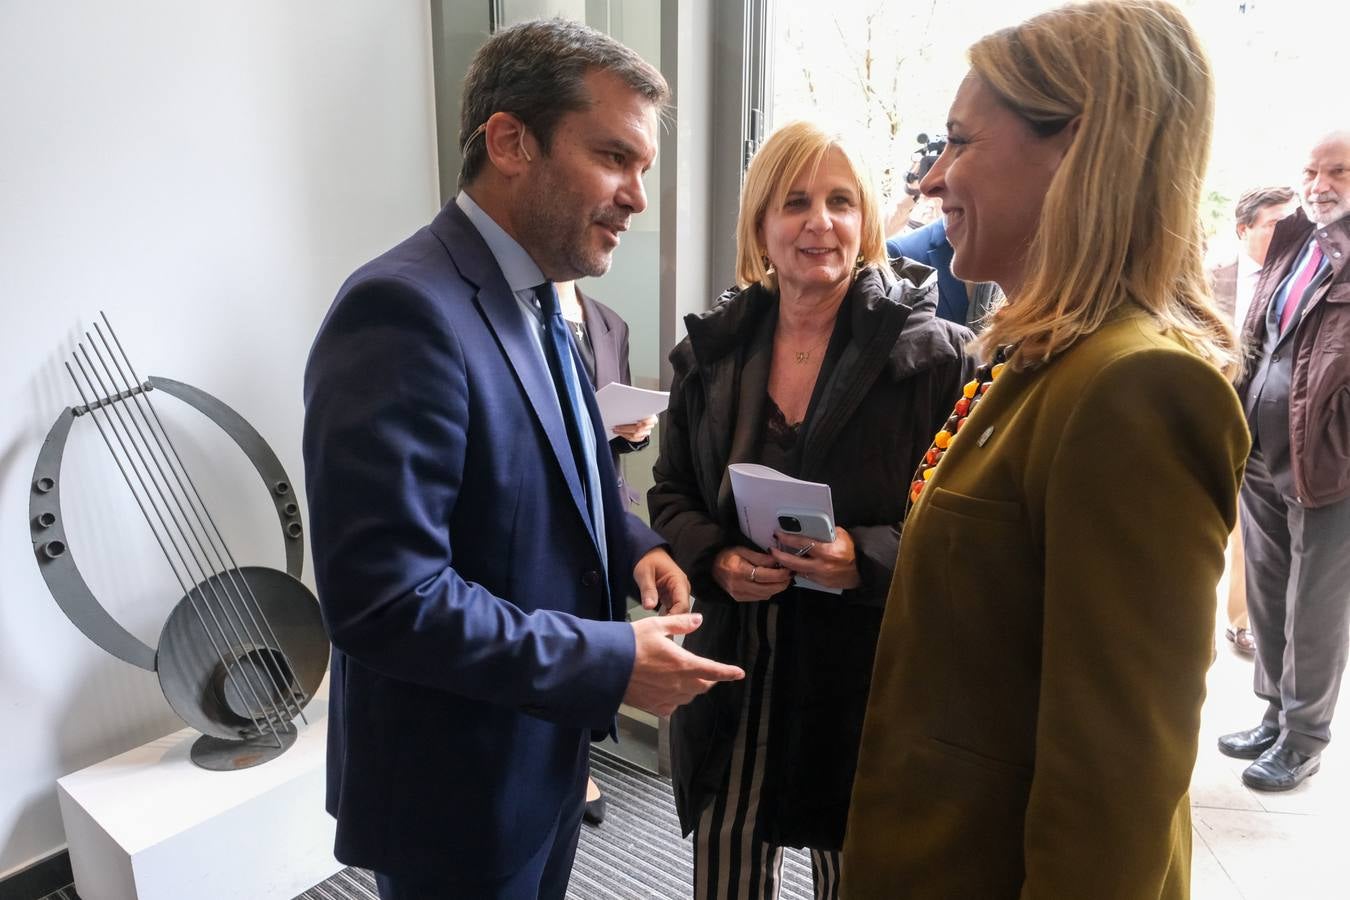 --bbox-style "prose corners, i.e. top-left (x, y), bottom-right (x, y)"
top-left (29, 377), bottom-right (306, 671)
